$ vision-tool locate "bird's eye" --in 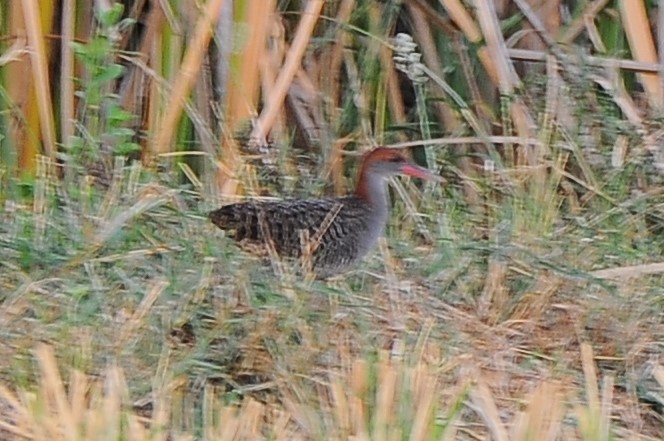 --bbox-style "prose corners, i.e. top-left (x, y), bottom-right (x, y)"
top-left (388, 155), bottom-right (403, 163)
